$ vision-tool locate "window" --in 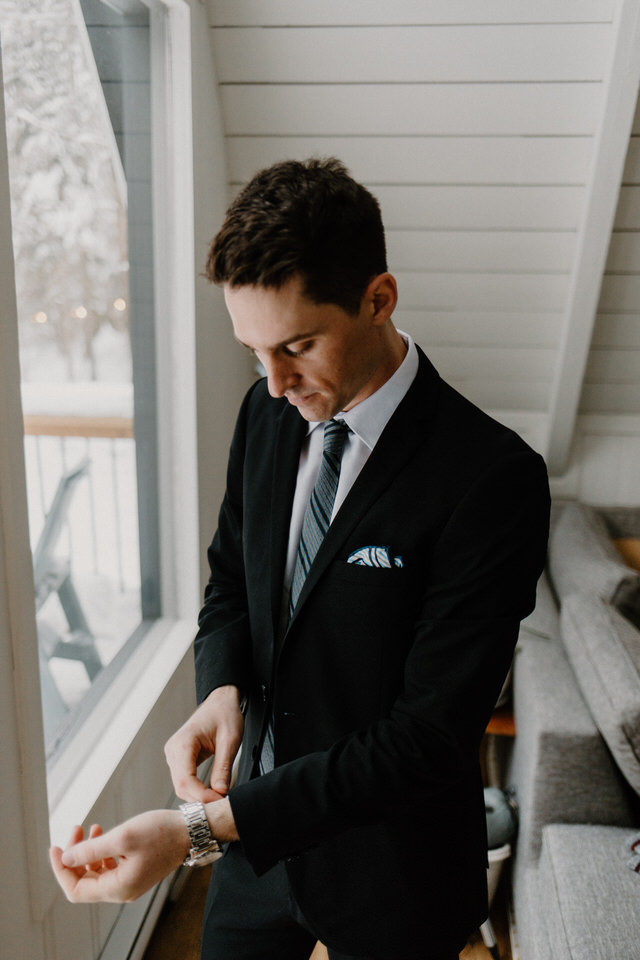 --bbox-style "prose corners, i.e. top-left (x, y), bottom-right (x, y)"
top-left (1, 0), bottom-right (161, 758)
